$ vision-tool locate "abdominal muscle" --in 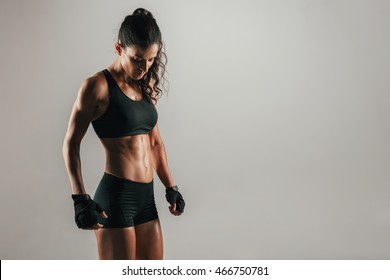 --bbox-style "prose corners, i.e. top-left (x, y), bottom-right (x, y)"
top-left (100, 134), bottom-right (154, 183)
